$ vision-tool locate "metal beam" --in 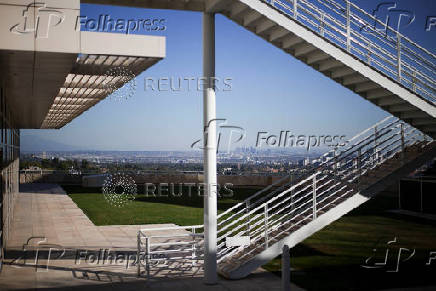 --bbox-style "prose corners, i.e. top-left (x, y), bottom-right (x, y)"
top-left (282, 35), bottom-right (303, 49)
top-left (375, 96), bottom-right (404, 106)
top-left (206, 0), bottom-right (229, 13)
top-left (342, 74), bottom-right (367, 86)
top-left (256, 18), bottom-right (276, 34)
top-left (243, 10), bottom-right (262, 26)
top-left (269, 27), bottom-right (289, 42)
top-left (230, 2), bottom-right (248, 18)
top-left (306, 51), bottom-right (329, 65)
top-left (318, 59), bottom-right (342, 72)
top-left (331, 67), bottom-right (355, 79)
top-left (355, 82), bottom-right (380, 93)
top-left (366, 88), bottom-right (392, 99)
top-left (294, 43), bottom-right (316, 57)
